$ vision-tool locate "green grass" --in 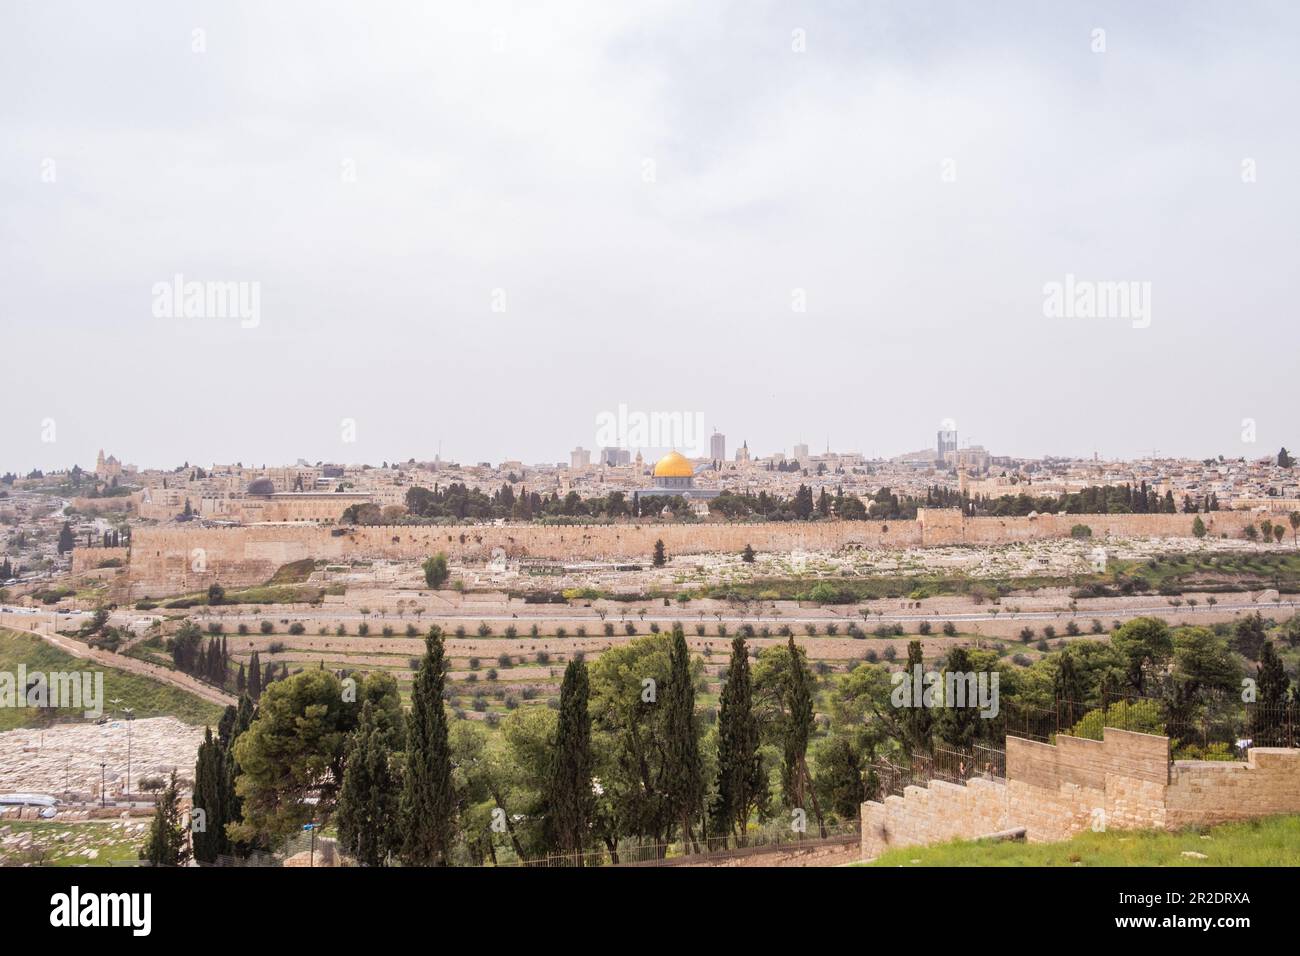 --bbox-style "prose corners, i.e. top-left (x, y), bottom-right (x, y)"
top-left (864, 815), bottom-right (1300, 867)
top-left (0, 629), bottom-right (225, 731)
top-left (0, 820), bottom-right (145, 866)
